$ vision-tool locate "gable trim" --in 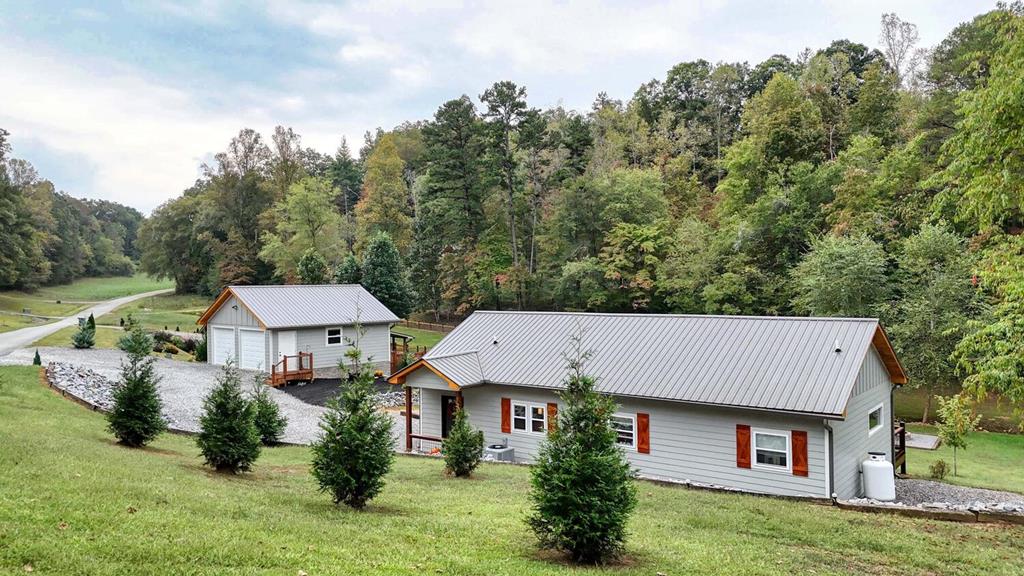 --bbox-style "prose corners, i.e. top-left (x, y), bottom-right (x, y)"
top-left (387, 358), bottom-right (461, 390)
top-left (197, 287), bottom-right (268, 329)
